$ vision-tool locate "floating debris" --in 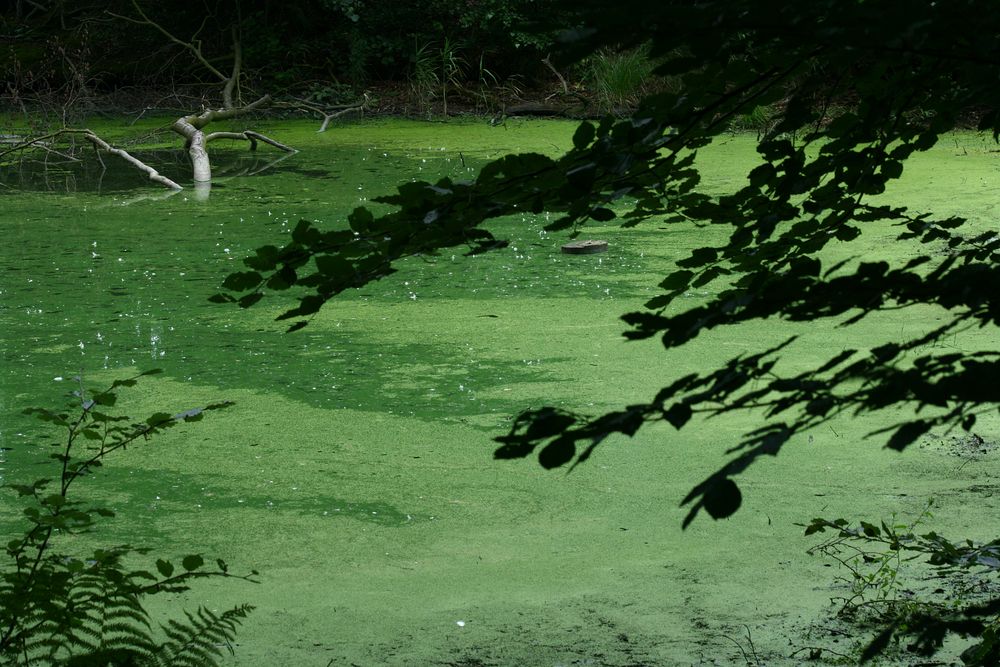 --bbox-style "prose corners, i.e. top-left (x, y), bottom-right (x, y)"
top-left (561, 239), bottom-right (608, 254)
